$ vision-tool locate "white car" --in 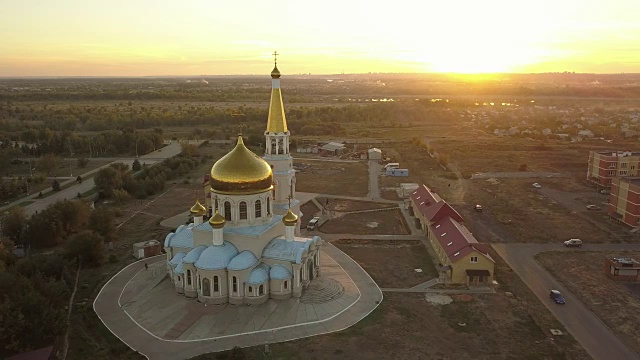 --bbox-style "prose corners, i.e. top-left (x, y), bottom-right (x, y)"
top-left (532, 183), bottom-right (542, 189)
top-left (307, 217), bottom-right (320, 230)
top-left (564, 239), bottom-right (583, 247)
